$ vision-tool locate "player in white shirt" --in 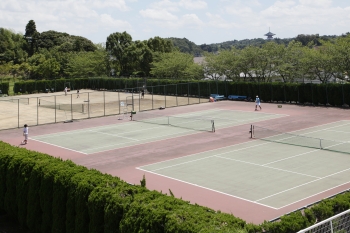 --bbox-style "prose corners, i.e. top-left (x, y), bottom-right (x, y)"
top-left (22, 124), bottom-right (29, 145)
top-left (255, 95), bottom-right (262, 111)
